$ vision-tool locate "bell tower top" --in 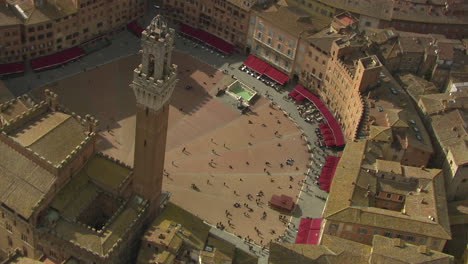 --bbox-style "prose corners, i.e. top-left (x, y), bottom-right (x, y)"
top-left (131, 15), bottom-right (178, 113)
